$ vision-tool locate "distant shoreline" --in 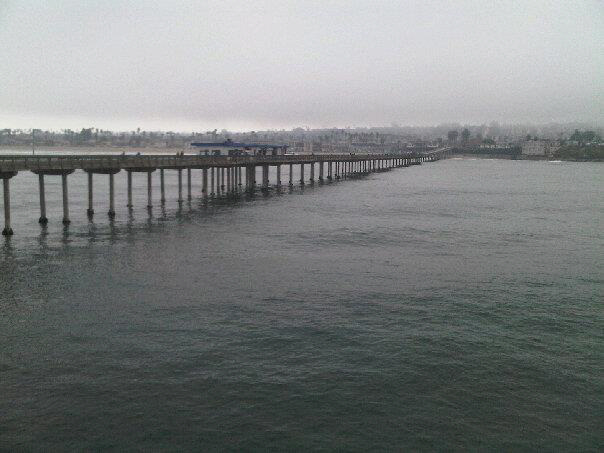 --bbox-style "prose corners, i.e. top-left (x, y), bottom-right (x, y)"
top-left (454, 153), bottom-right (603, 162)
